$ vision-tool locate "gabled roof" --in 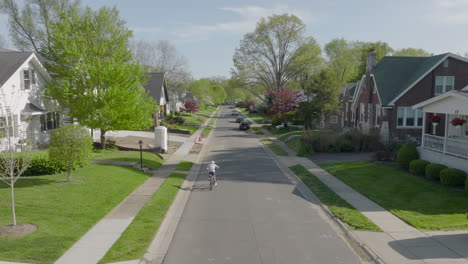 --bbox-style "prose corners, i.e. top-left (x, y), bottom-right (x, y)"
top-left (373, 53), bottom-right (448, 106)
top-left (144, 72), bottom-right (170, 103)
top-left (0, 51), bottom-right (33, 87)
